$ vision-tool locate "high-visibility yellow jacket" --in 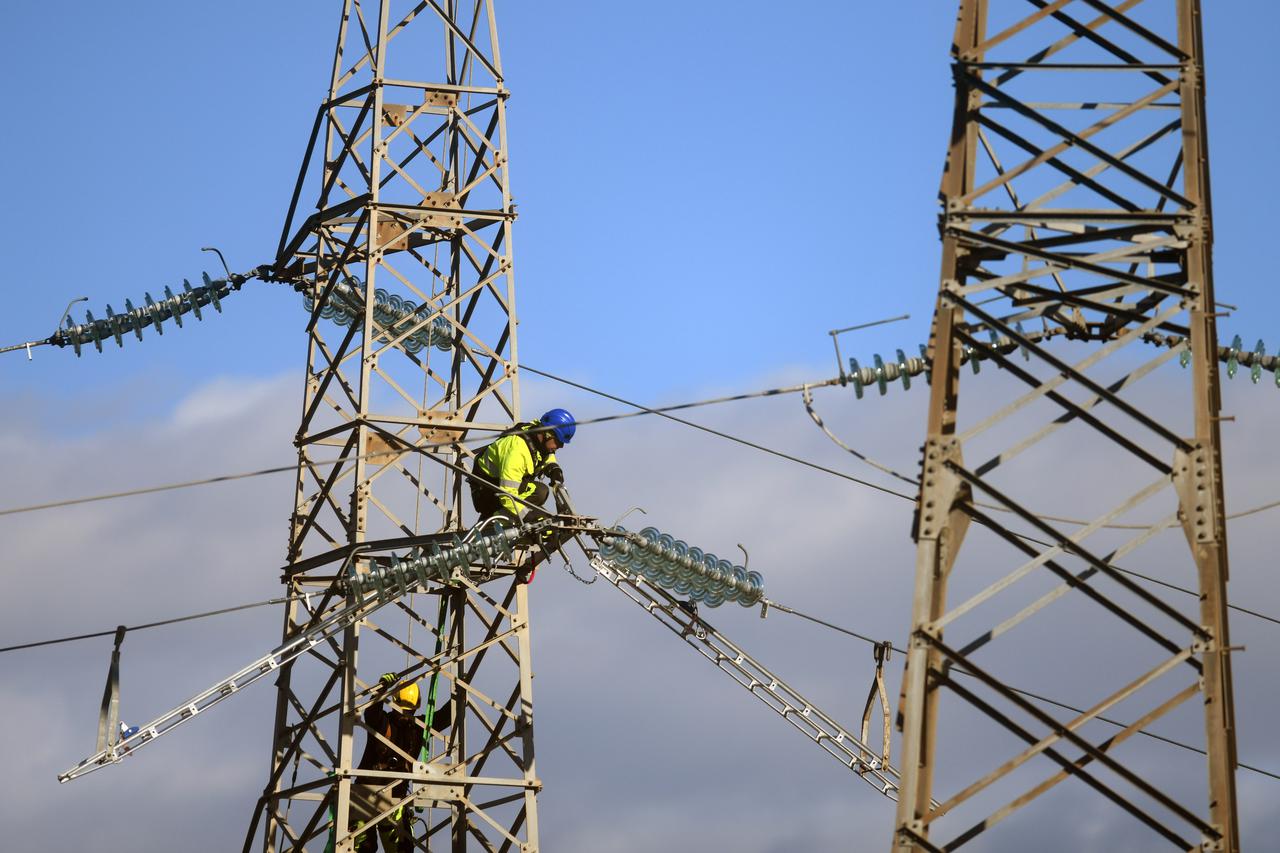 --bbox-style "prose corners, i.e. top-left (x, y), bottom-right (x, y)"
top-left (472, 423), bottom-right (557, 517)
